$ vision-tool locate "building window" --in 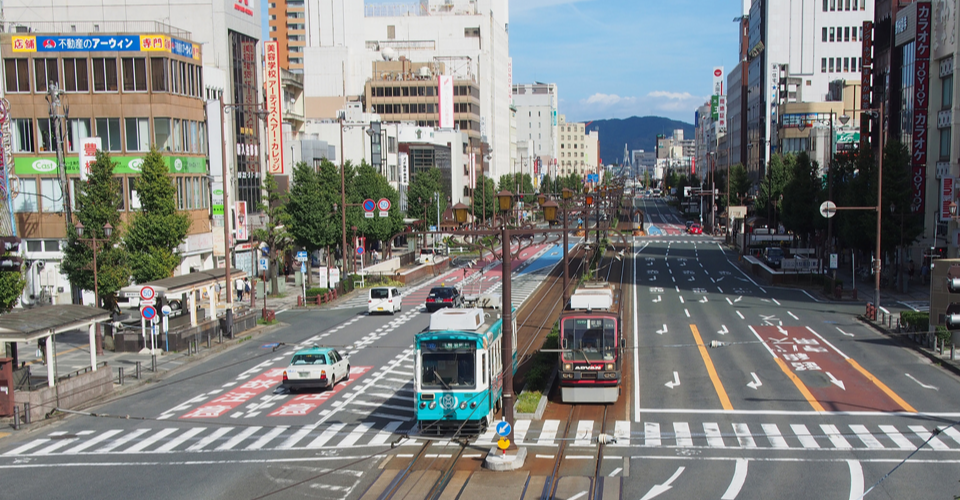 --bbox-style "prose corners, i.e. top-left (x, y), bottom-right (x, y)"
top-left (121, 57), bottom-right (147, 91)
top-left (829, 58), bottom-right (835, 72)
top-left (853, 26), bottom-right (858, 41)
top-left (829, 27), bottom-right (835, 42)
top-left (41, 179), bottom-right (63, 213)
top-left (92, 58), bottom-right (118, 92)
top-left (125, 117), bottom-right (149, 151)
top-left (13, 178), bottom-right (37, 213)
top-left (845, 0), bottom-right (850, 10)
top-left (941, 128), bottom-right (952, 159)
top-left (128, 177), bottom-right (141, 211)
top-left (66, 118), bottom-right (91, 152)
top-left (154, 117), bottom-right (172, 151)
top-left (62, 58), bottom-right (89, 92)
top-left (4, 59), bottom-right (30, 92)
top-left (830, 0), bottom-right (836, 10)
top-left (823, 0), bottom-right (828, 11)
top-left (37, 118), bottom-right (58, 152)
top-left (12, 118), bottom-right (34, 153)
top-left (943, 74), bottom-right (954, 109)
top-left (95, 118), bottom-right (122, 151)
top-left (34, 58), bottom-right (59, 92)
top-left (822, 58), bottom-right (827, 73)
top-left (844, 57), bottom-right (850, 72)
top-left (844, 27), bottom-right (850, 42)
top-left (852, 57), bottom-right (858, 72)
top-left (822, 27), bottom-right (828, 42)
top-left (151, 58), bottom-right (168, 92)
